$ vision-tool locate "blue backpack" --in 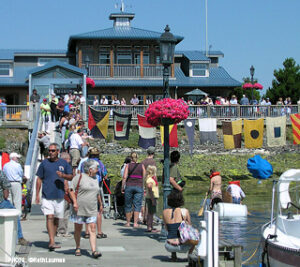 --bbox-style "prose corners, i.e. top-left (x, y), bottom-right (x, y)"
top-left (247, 155), bottom-right (273, 179)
